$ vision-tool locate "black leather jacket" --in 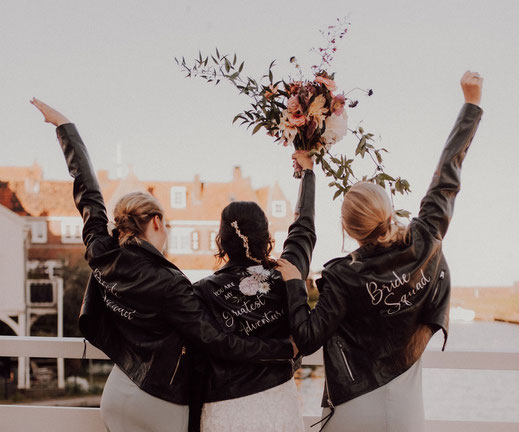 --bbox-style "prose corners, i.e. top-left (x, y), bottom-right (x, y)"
top-left (192, 170), bottom-right (316, 403)
top-left (285, 103), bottom-right (483, 408)
top-left (56, 123), bottom-right (294, 405)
